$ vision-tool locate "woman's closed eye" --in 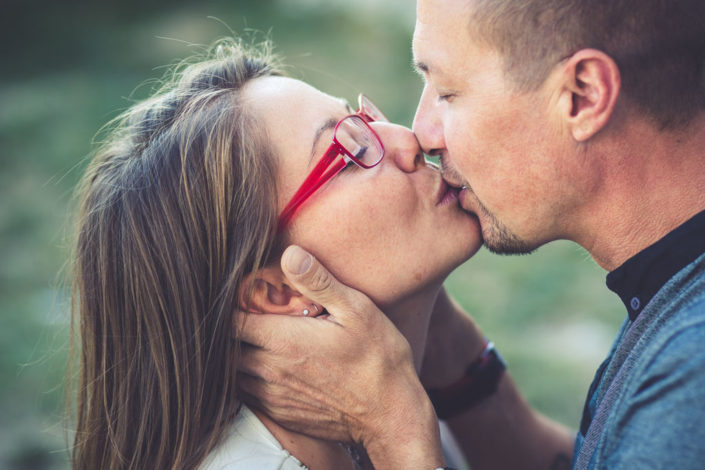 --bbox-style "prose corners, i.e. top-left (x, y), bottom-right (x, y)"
top-left (339, 145), bottom-right (368, 173)
top-left (353, 145), bottom-right (369, 160)
top-left (340, 158), bottom-right (358, 172)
